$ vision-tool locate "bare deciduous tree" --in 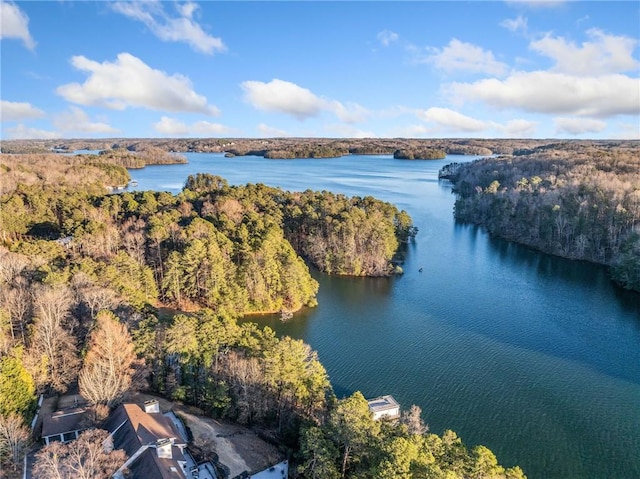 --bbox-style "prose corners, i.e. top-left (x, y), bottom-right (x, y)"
top-left (79, 311), bottom-right (146, 408)
top-left (0, 248), bottom-right (29, 285)
top-left (400, 404), bottom-right (428, 436)
top-left (28, 285), bottom-right (79, 393)
top-left (121, 217), bottom-right (147, 265)
top-left (79, 286), bottom-right (120, 320)
top-left (33, 429), bottom-right (126, 479)
top-left (0, 278), bottom-right (32, 343)
top-left (0, 413), bottom-right (31, 471)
